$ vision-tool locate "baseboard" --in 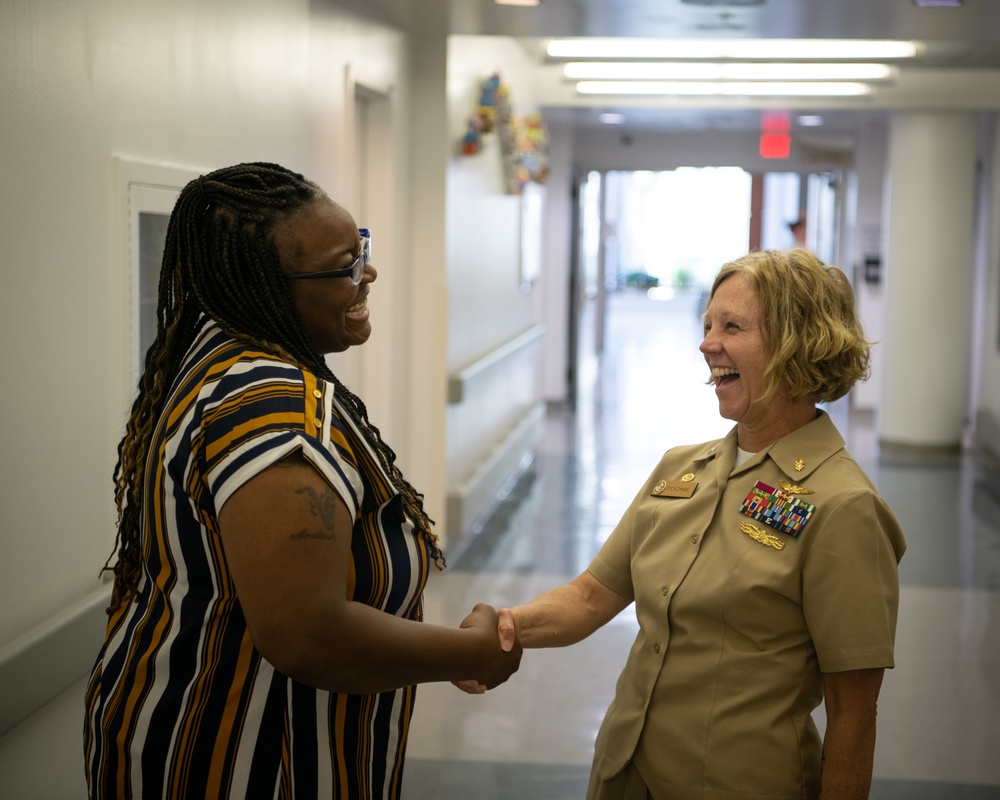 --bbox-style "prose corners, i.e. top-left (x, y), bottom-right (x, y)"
top-left (0, 583), bottom-right (111, 737)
